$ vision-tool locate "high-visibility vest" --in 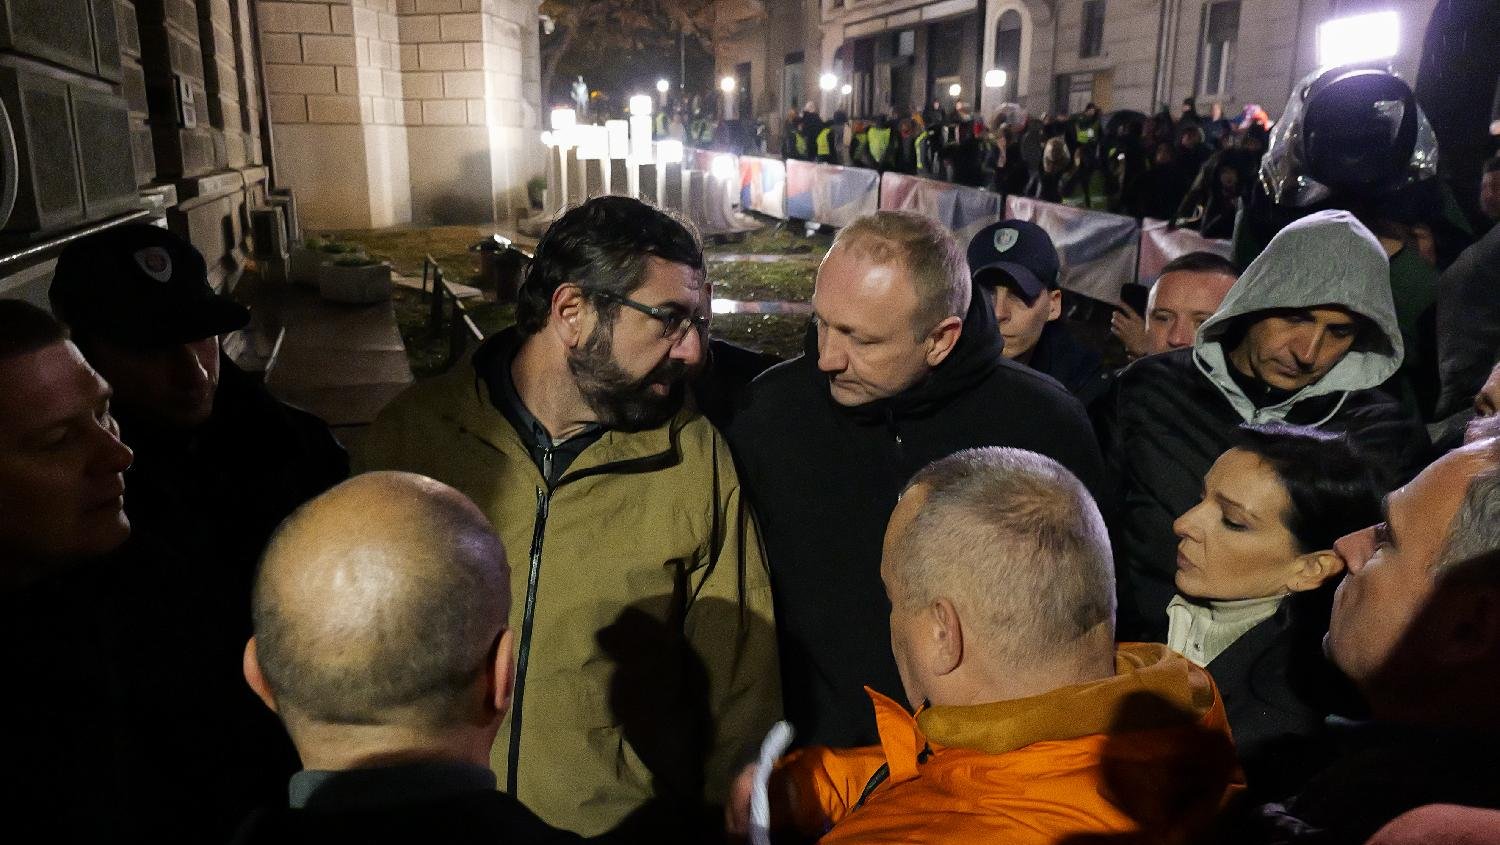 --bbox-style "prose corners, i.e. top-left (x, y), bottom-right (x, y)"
top-left (915, 130), bottom-right (933, 171)
top-left (654, 112), bottom-right (668, 137)
top-left (867, 126), bottom-right (892, 165)
top-left (794, 131), bottom-right (809, 157)
top-left (816, 126), bottom-right (833, 157)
